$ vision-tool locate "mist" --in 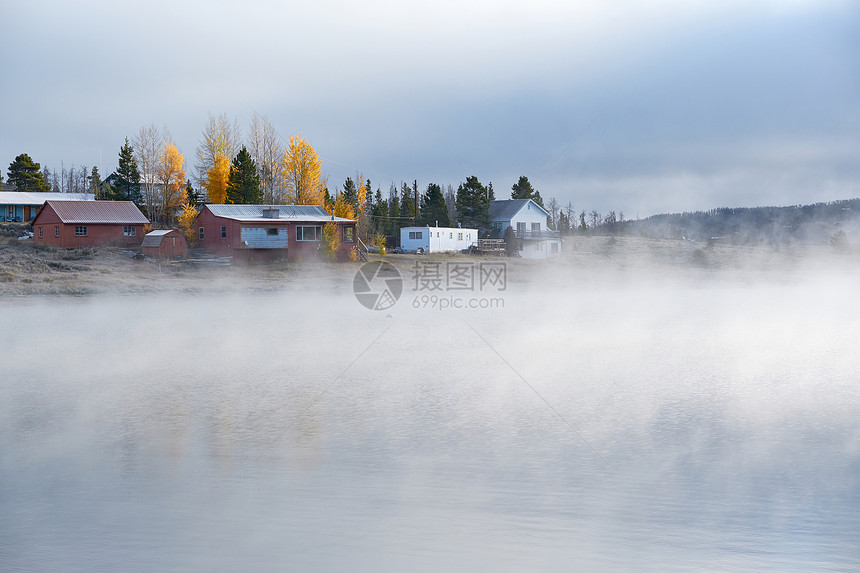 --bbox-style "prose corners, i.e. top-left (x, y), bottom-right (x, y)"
top-left (1, 247), bottom-right (858, 572)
